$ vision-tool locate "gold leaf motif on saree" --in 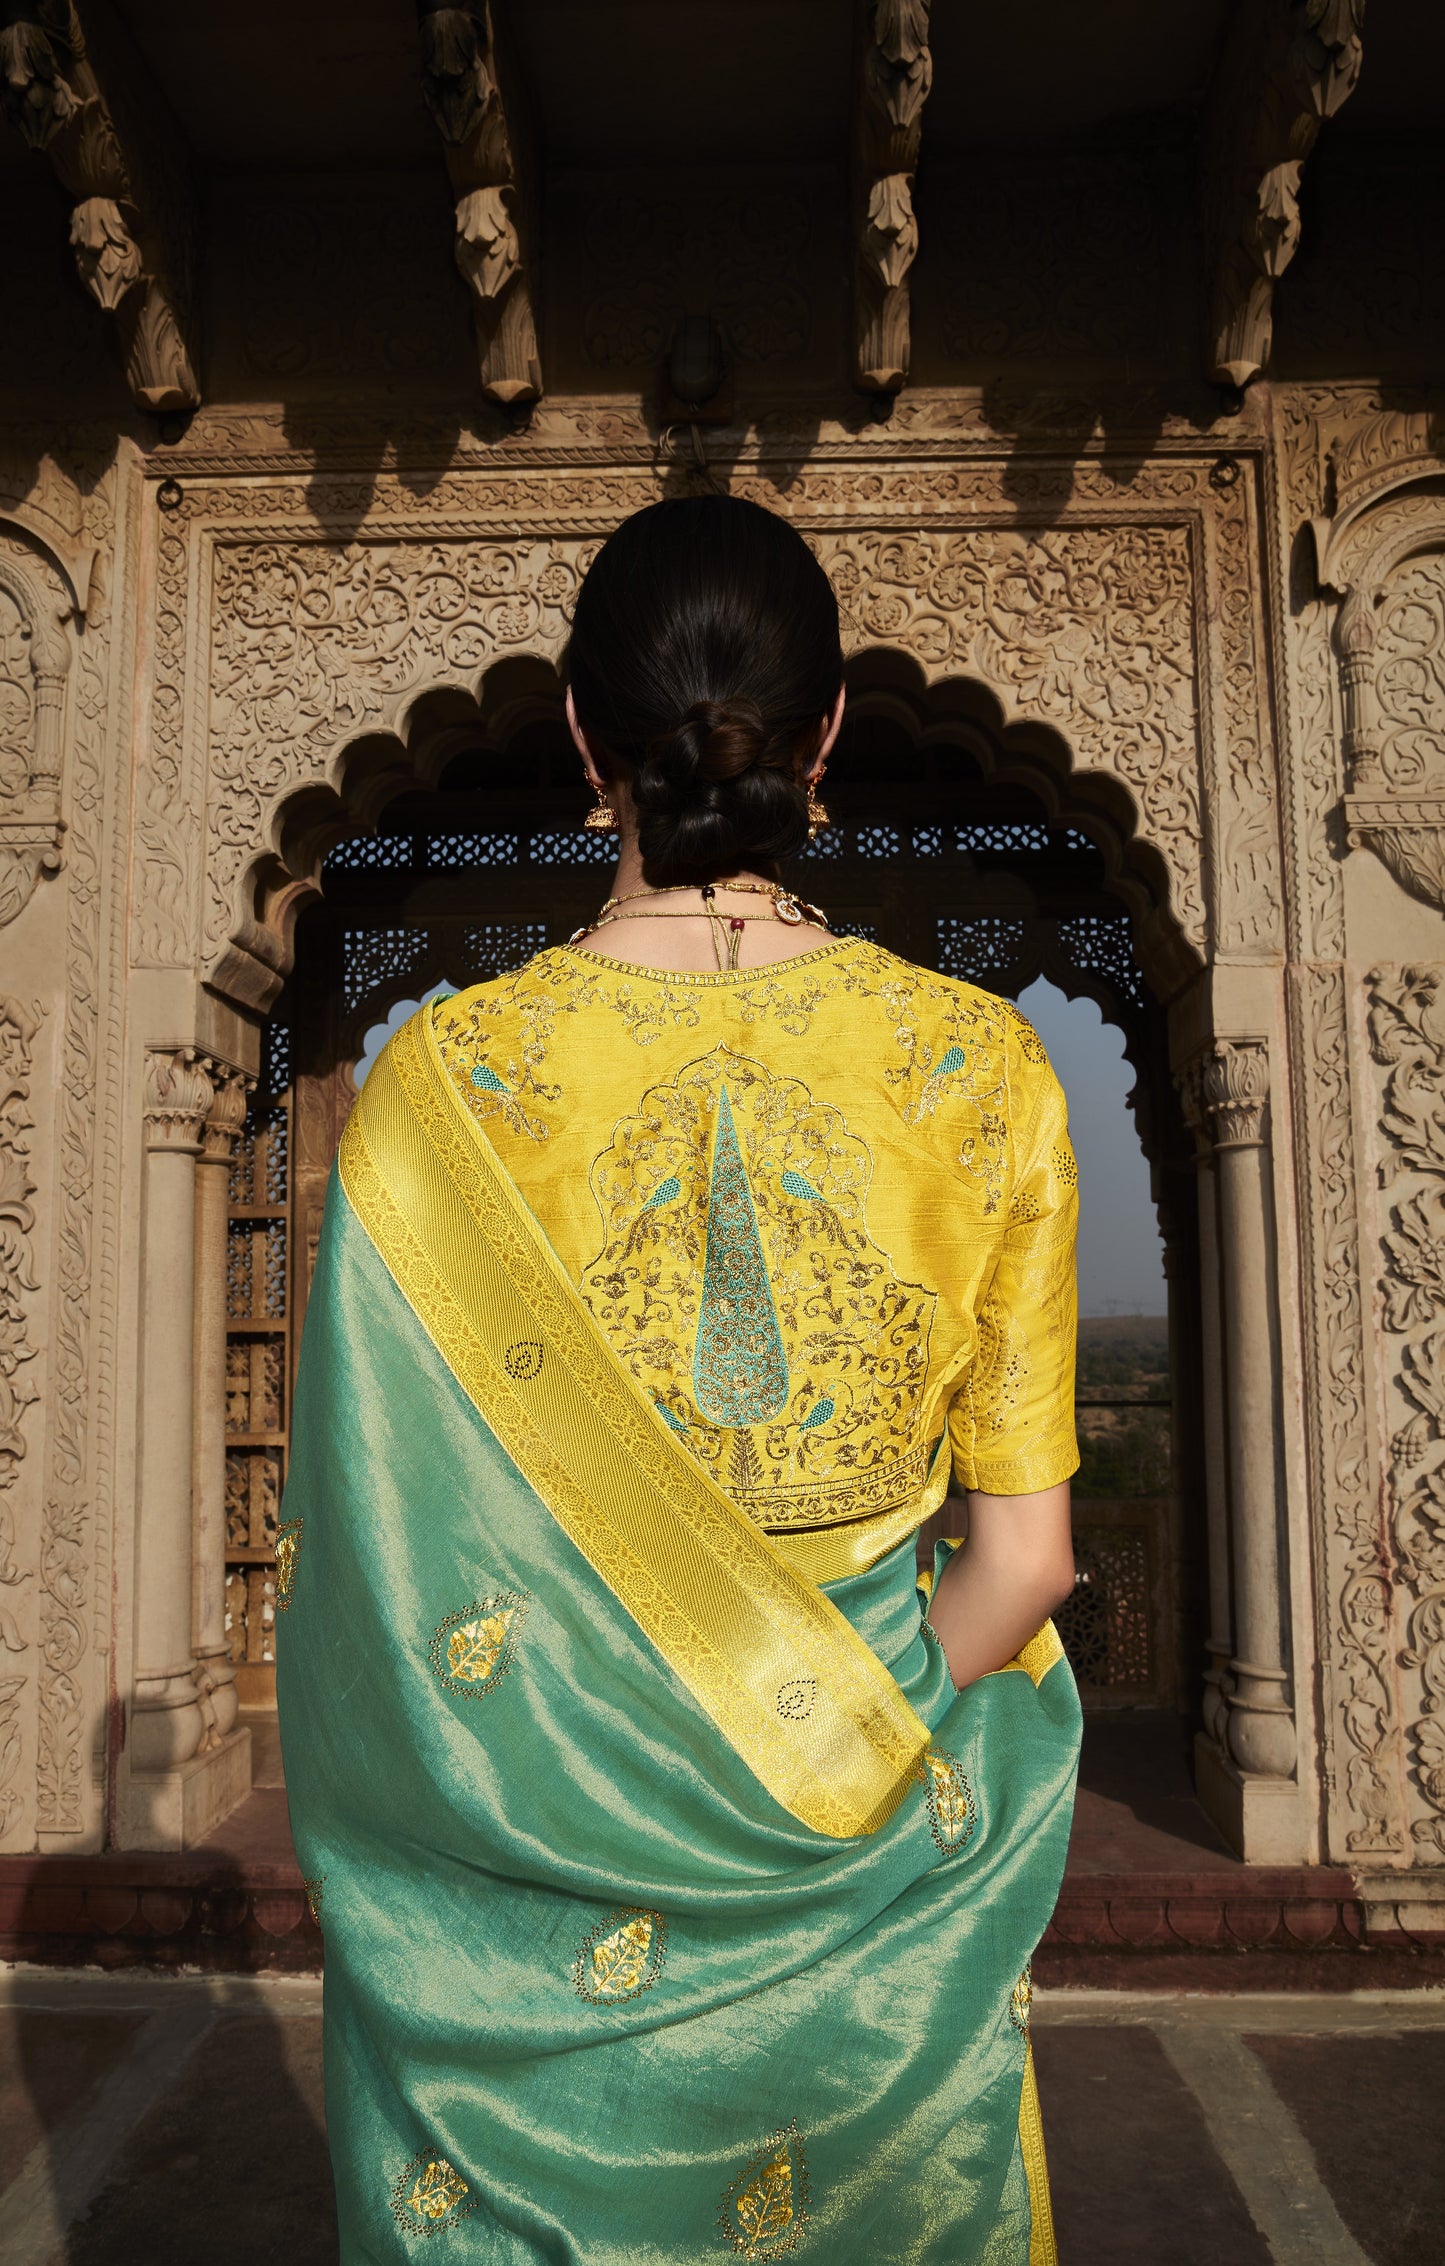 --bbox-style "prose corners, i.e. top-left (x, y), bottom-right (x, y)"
top-left (428, 1588), bottom-right (529, 1697)
top-left (1010, 1961), bottom-right (1033, 2036)
top-left (920, 1746), bottom-right (978, 1856)
top-left (574, 1906), bottom-right (667, 2004)
top-left (389, 2150), bottom-right (475, 2237)
top-left (273, 1517), bottom-right (303, 1612)
top-left (718, 2121), bottom-right (810, 2259)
